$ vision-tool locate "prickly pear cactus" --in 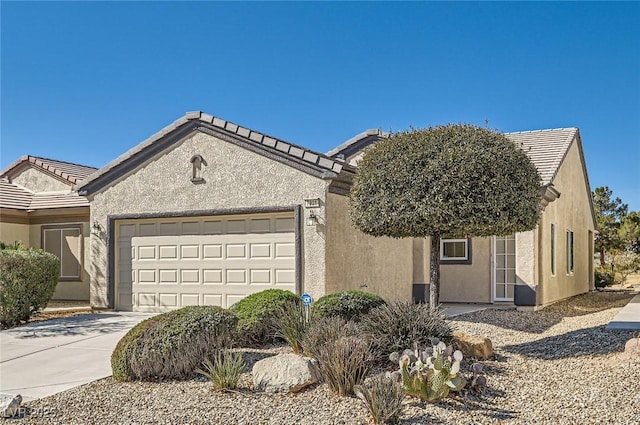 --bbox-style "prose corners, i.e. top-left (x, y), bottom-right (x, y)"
top-left (393, 339), bottom-right (467, 402)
